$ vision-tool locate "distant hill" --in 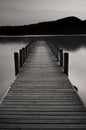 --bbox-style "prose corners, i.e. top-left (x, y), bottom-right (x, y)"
top-left (0, 16), bottom-right (86, 35)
